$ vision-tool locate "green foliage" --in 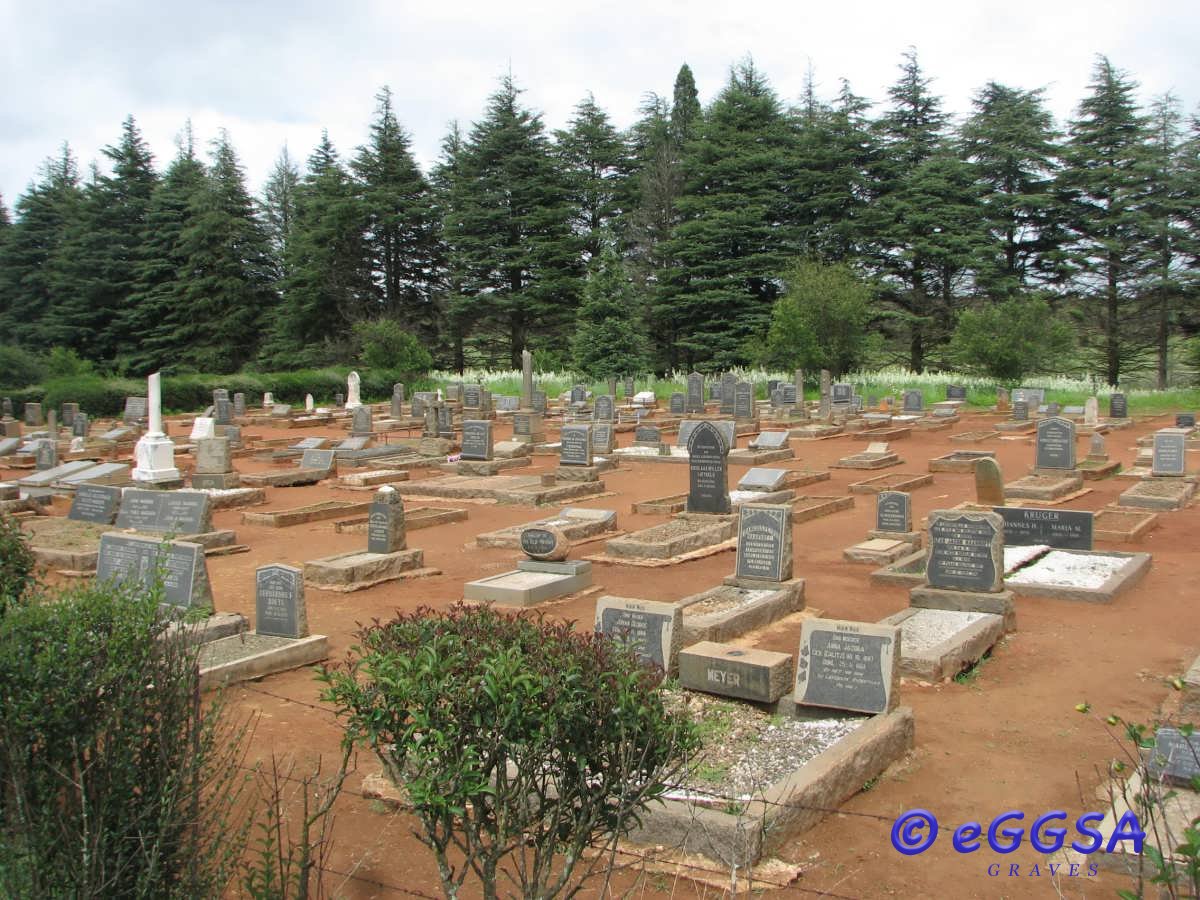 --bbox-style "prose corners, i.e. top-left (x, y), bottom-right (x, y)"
top-left (949, 296), bottom-right (1074, 382)
top-left (570, 246), bottom-right (649, 379)
top-left (352, 318), bottom-right (434, 373)
top-left (0, 344), bottom-right (48, 388)
top-left (0, 577), bottom-right (251, 897)
top-left (764, 260), bottom-right (878, 376)
top-left (0, 514), bottom-right (36, 614)
top-left (320, 603), bottom-right (697, 900)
